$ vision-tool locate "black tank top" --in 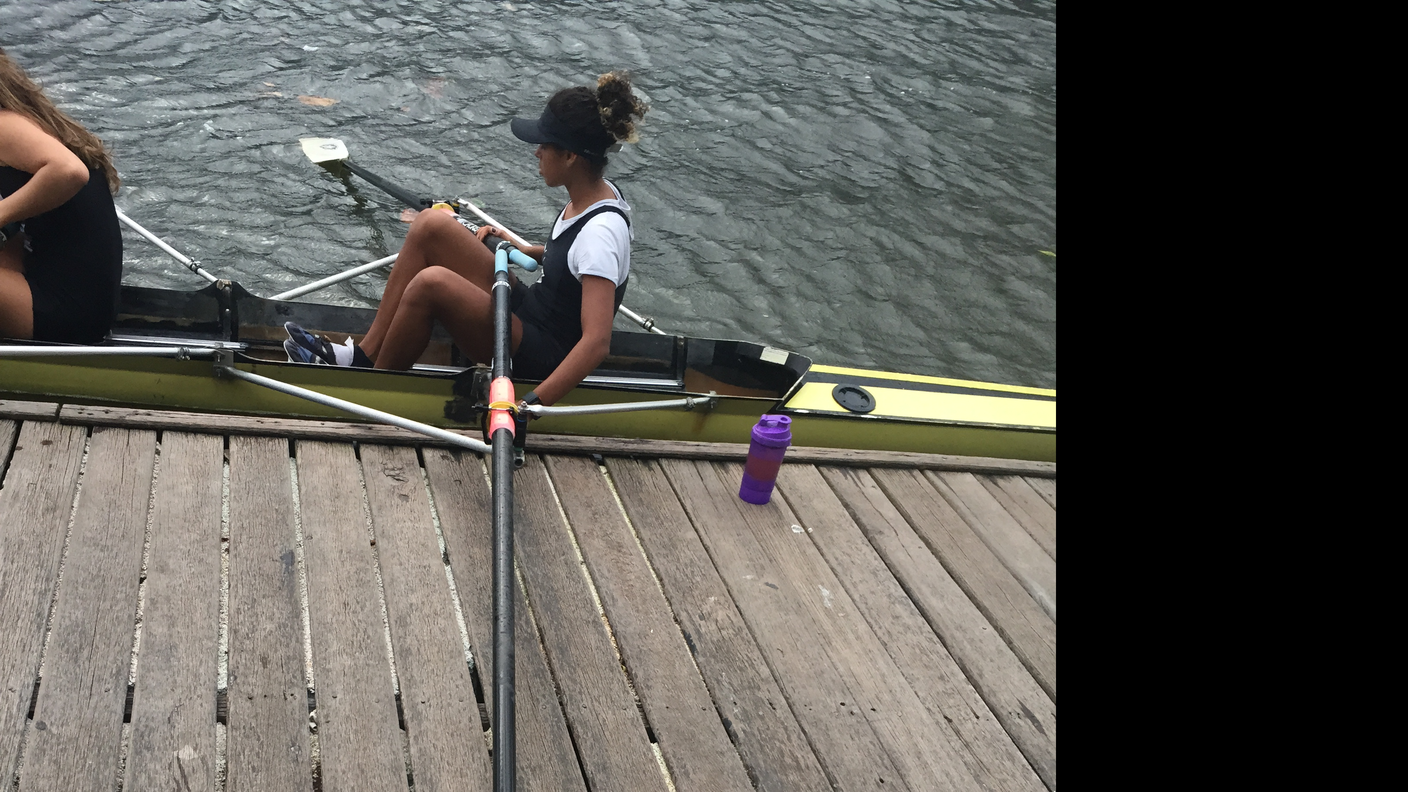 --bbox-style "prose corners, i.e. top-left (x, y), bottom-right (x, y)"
top-left (0, 164), bottom-right (123, 329)
top-left (514, 203), bottom-right (629, 350)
